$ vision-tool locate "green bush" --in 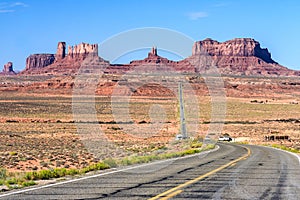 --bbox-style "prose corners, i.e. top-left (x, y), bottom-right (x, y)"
top-left (25, 168), bottom-right (69, 180)
top-left (52, 168), bottom-right (67, 178)
top-left (95, 162), bottom-right (110, 170)
top-left (183, 149), bottom-right (201, 155)
top-left (66, 168), bottom-right (79, 176)
top-left (24, 172), bottom-right (34, 180)
top-left (80, 162), bottom-right (110, 174)
top-left (9, 152), bottom-right (17, 156)
top-left (36, 170), bottom-right (53, 180)
top-left (6, 178), bottom-right (18, 185)
top-left (22, 180), bottom-right (36, 187)
top-left (190, 142), bottom-right (203, 149)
